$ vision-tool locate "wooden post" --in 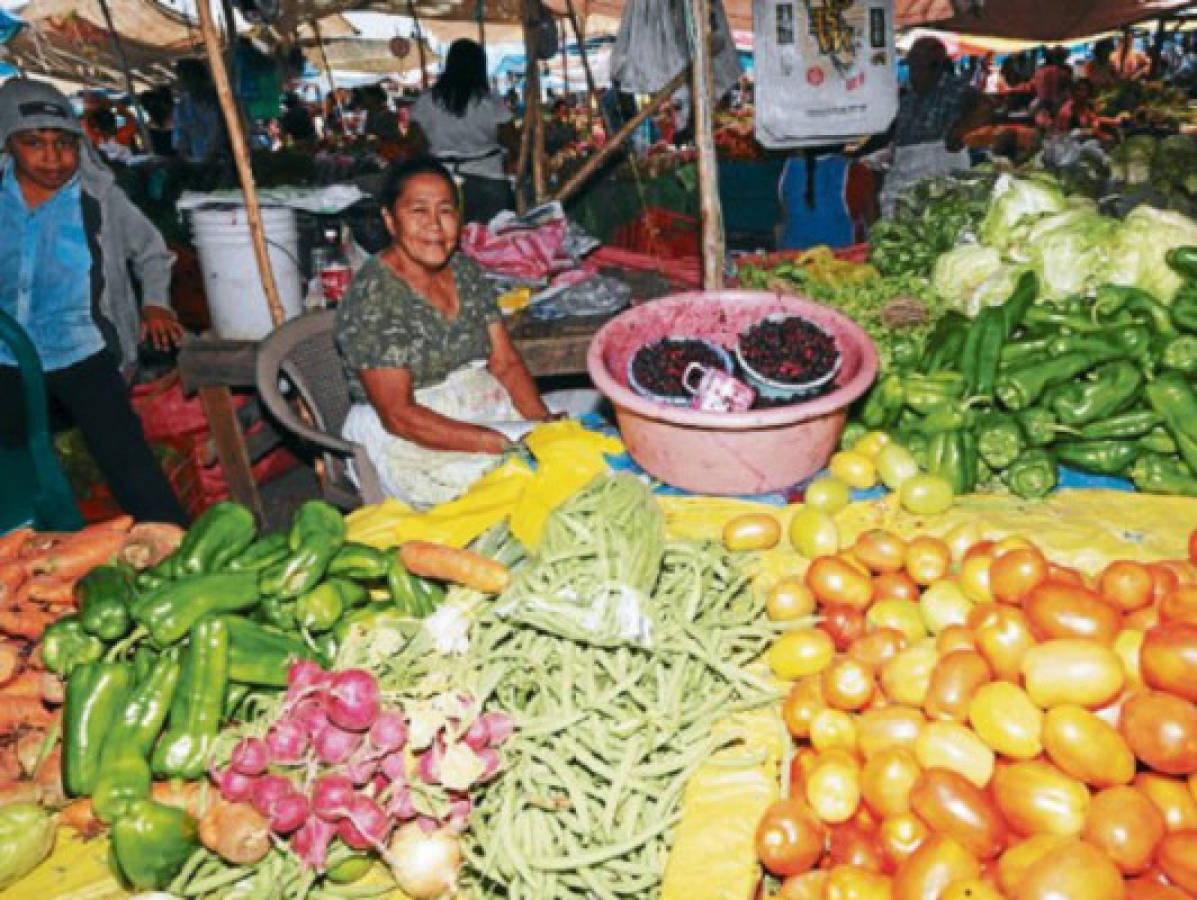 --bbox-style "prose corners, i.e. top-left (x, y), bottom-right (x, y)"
top-left (407, 0), bottom-right (429, 90)
top-left (686, 0), bottom-right (724, 289)
top-left (477, 0), bottom-right (487, 46)
top-left (552, 65), bottom-right (688, 204)
top-left (564, 0), bottom-right (598, 132)
top-left (521, 0), bottom-right (547, 203)
top-left (311, 18), bottom-right (345, 132)
top-left (96, 0), bottom-right (154, 152)
top-left (196, 0), bottom-right (287, 327)
top-left (558, 19), bottom-right (569, 96)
